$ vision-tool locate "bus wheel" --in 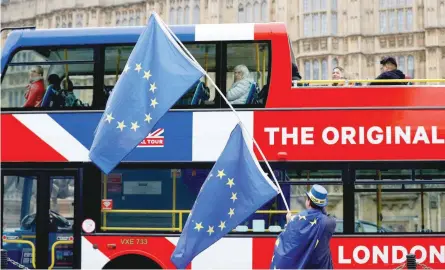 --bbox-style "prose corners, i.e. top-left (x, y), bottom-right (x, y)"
top-left (102, 254), bottom-right (162, 269)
